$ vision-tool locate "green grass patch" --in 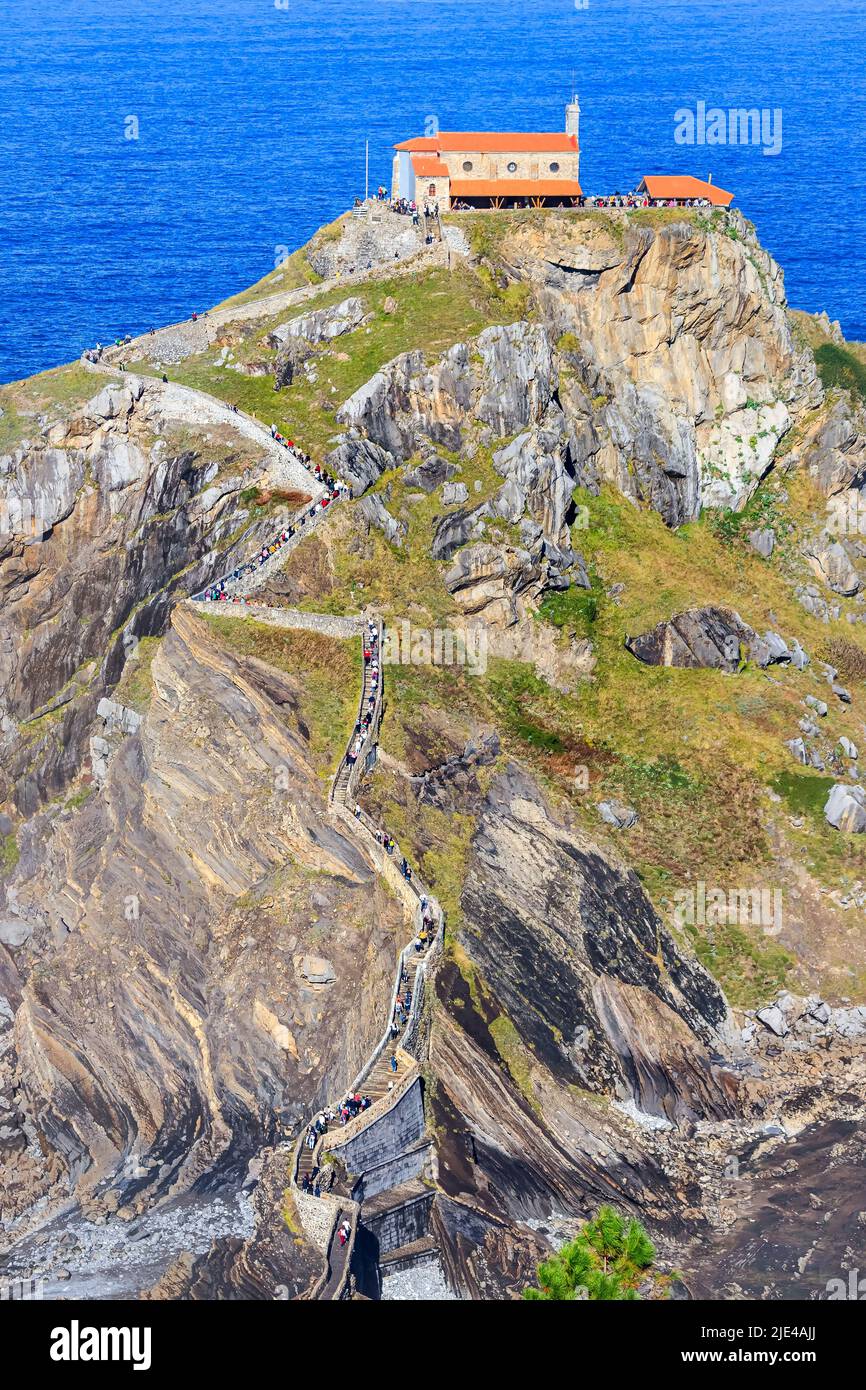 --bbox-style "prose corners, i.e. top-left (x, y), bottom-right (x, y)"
top-left (814, 343), bottom-right (866, 404)
top-left (686, 918), bottom-right (795, 1009)
top-left (154, 262), bottom-right (521, 462)
top-left (536, 583), bottom-right (601, 636)
top-left (113, 637), bottom-right (163, 713)
top-left (1, 831), bottom-right (20, 875)
top-left (770, 770), bottom-right (836, 819)
top-left (489, 1014), bottom-right (541, 1114)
